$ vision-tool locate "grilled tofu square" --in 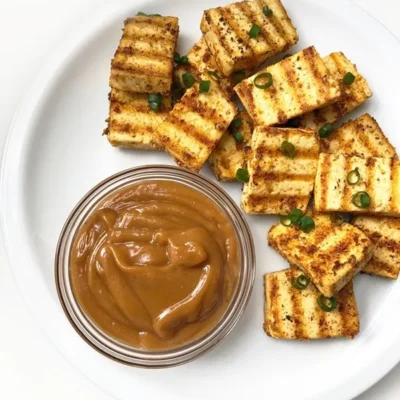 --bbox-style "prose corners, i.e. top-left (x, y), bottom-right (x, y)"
top-left (235, 46), bottom-right (341, 126)
top-left (314, 154), bottom-right (400, 216)
top-left (105, 89), bottom-right (172, 150)
top-left (321, 113), bottom-right (397, 157)
top-left (242, 127), bottom-right (319, 214)
top-left (209, 111), bottom-right (254, 181)
top-left (201, 0), bottom-right (298, 77)
top-left (353, 216), bottom-right (400, 279)
top-left (110, 16), bottom-right (179, 94)
top-left (268, 218), bottom-right (373, 297)
top-left (264, 268), bottom-right (359, 339)
top-left (300, 52), bottom-right (372, 130)
top-left (154, 76), bottom-right (237, 171)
